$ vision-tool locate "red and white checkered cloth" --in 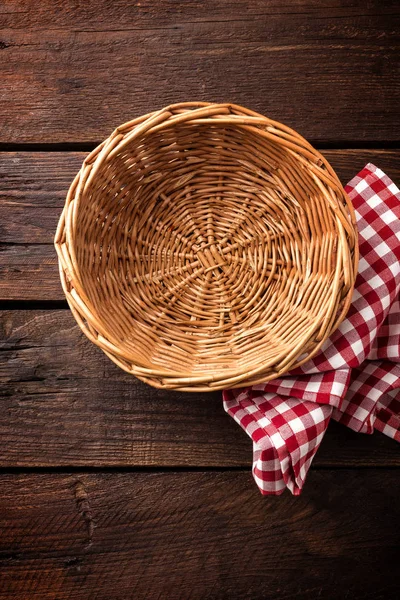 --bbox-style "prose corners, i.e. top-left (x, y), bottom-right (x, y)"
top-left (223, 164), bottom-right (400, 495)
